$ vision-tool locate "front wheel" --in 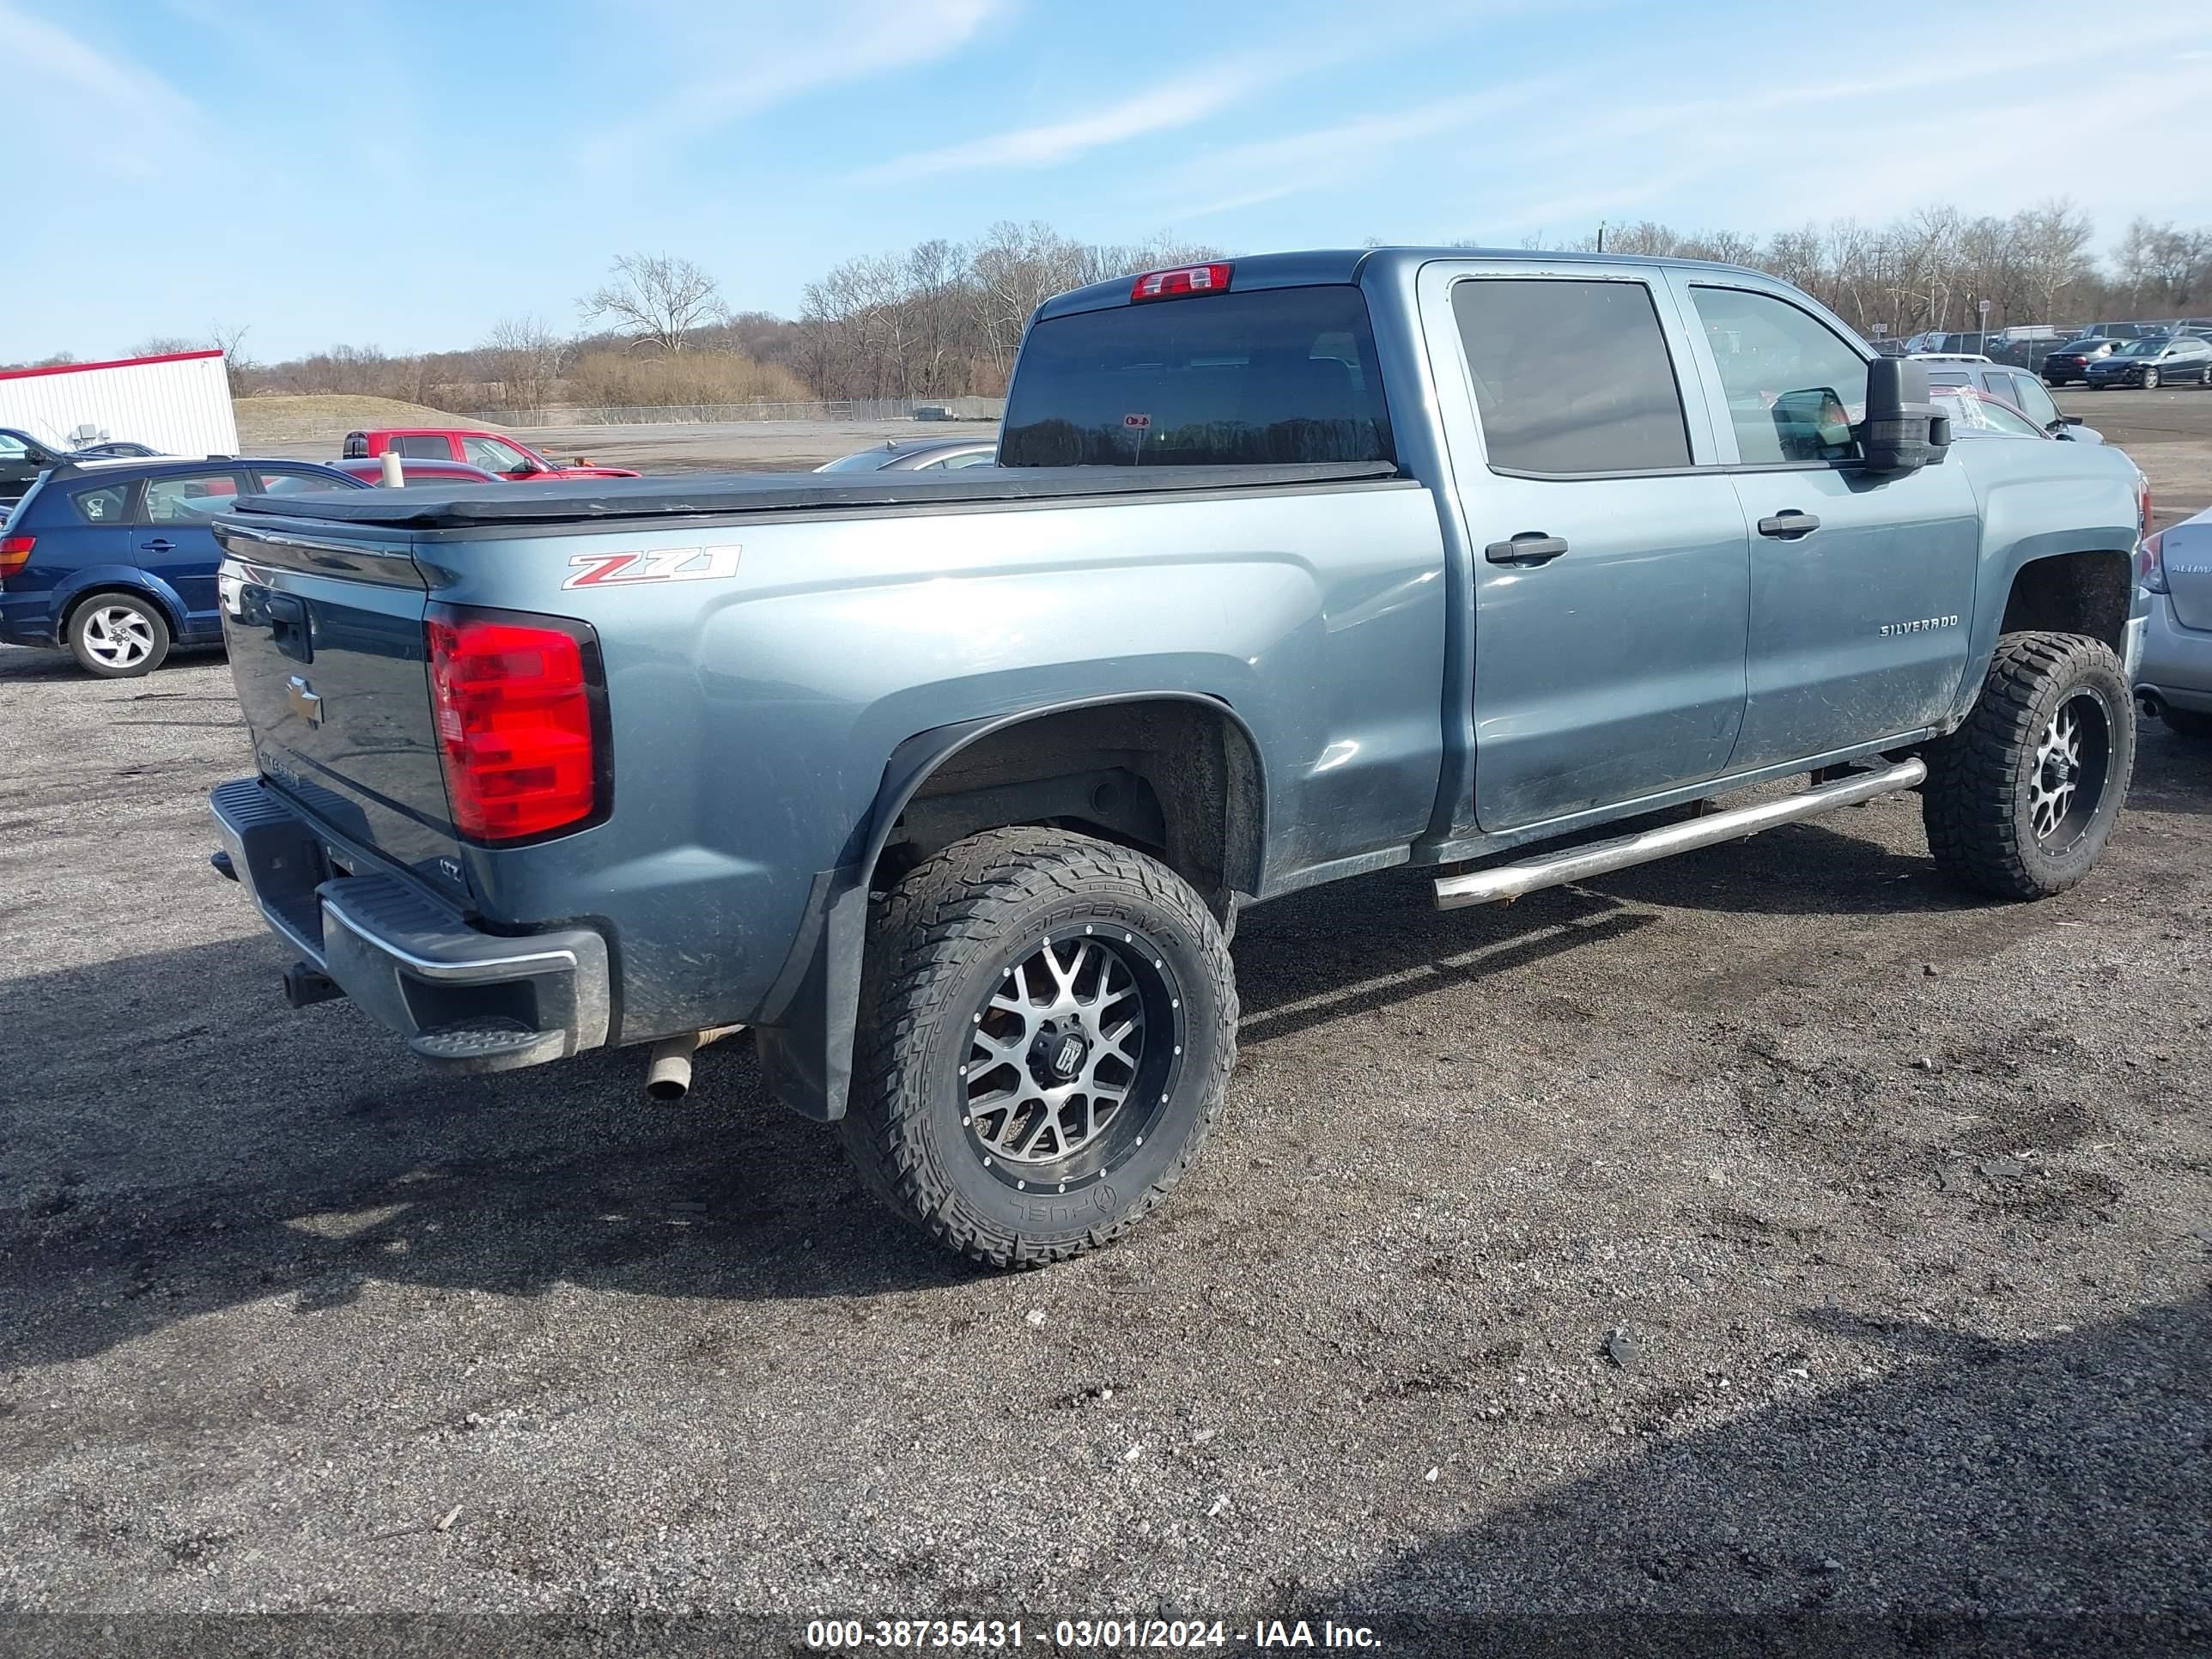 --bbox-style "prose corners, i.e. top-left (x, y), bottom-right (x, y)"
top-left (2142, 368), bottom-right (2160, 391)
top-left (68, 591), bottom-right (171, 677)
top-left (2197, 365), bottom-right (2211, 388)
top-left (841, 826), bottom-right (1237, 1268)
top-left (1922, 632), bottom-right (2135, 900)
